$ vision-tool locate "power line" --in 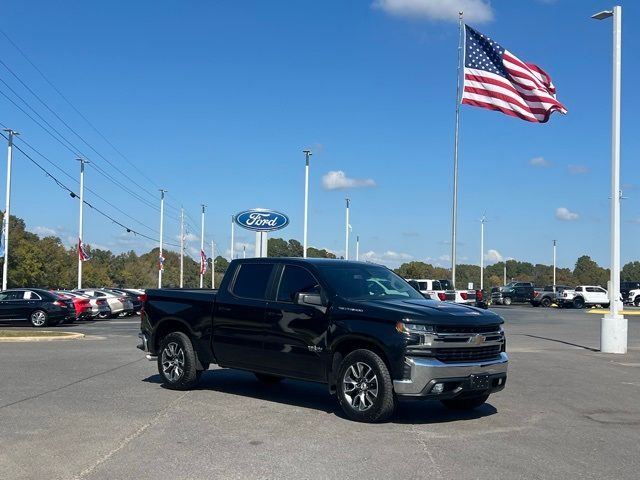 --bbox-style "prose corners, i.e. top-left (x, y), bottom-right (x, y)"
top-left (0, 131), bottom-right (180, 248)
